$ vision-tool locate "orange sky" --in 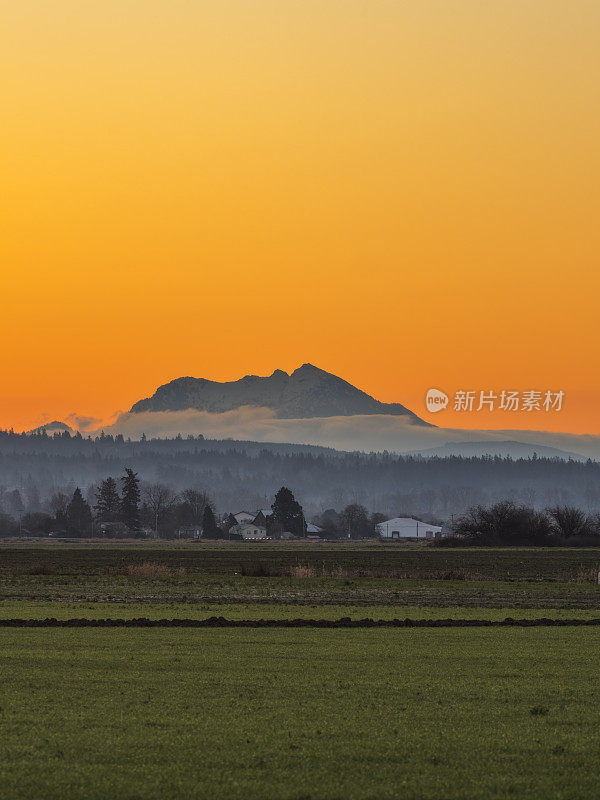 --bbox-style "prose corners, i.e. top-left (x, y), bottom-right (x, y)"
top-left (1, 1), bottom-right (599, 434)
